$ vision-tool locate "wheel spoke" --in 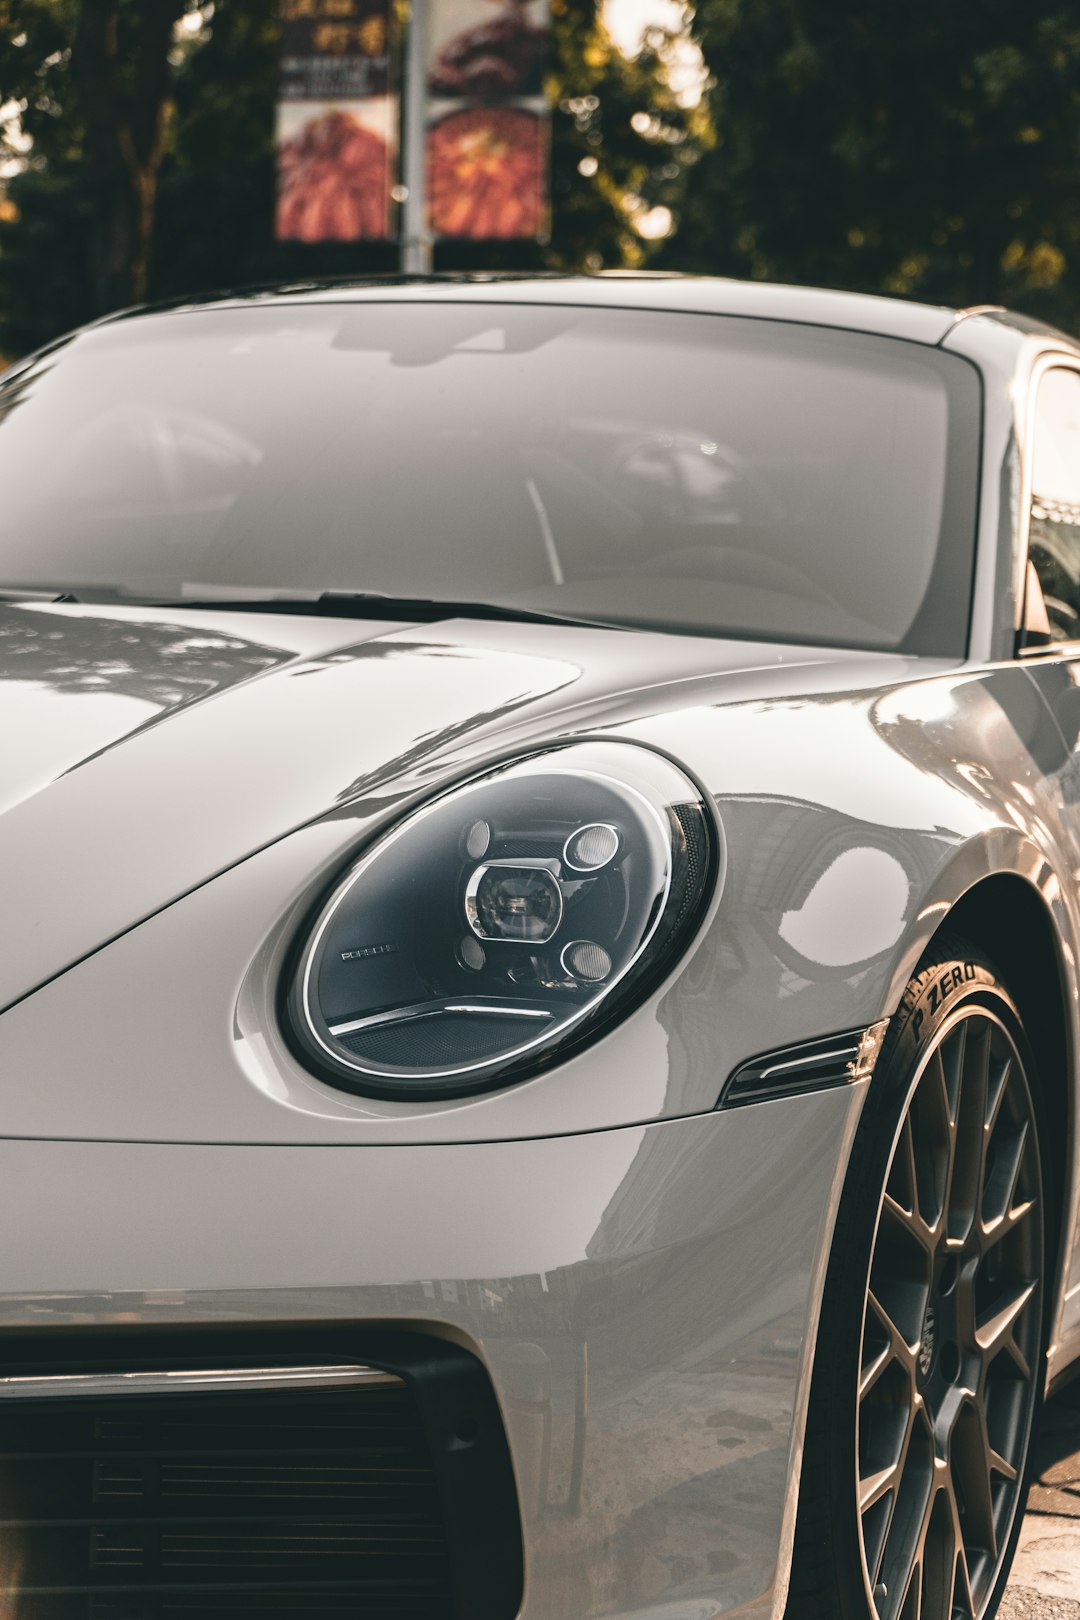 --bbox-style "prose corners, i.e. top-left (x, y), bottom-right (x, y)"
top-left (941, 1530), bottom-right (959, 1619)
top-left (950, 1397), bottom-right (999, 1564)
top-left (862, 1441), bottom-right (912, 1597)
top-left (882, 1188), bottom-right (935, 1255)
top-left (903, 1471), bottom-right (941, 1619)
top-left (887, 1459), bottom-right (962, 1620)
top-left (861, 1337), bottom-right (894, 1401)
top-left (945, 1021), bottom-right (990, 1243)
top-left (939, 1024), bottom-right (965, 1133)
top-left (862, 1458), bottom-right (903, 1514)
top-left (982, 1118), bottom-right (1034, 1246)
top-left (861, 1376), bottom-right (919, 1521)
top-left (916, 1477), bottom-right (962, 1620)
top-left (914, 1047), bottom-right (954, 1237)
top-left (872, 1413), bottom-right (935, 1619)
top-left (985, 1053), bottom-right (1012, 1138)
top-left (941, 1468), bottom-right (978, 1620)
top-left (975, 1280), bottom-right (1037, 1374)
top-left (868, 1287), bottom-right (917, 1374)
top-left (898, 1555), bottom-right (924, 1619)
top-left (953, 1538), bottom-right (976, 1620)
top-left (897, 1110), bottom-right (920, 1213)
top-left (982, 1194), bottom-right (1035, 1249)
